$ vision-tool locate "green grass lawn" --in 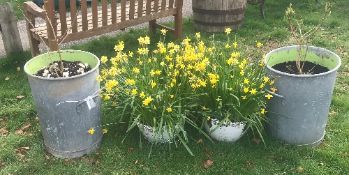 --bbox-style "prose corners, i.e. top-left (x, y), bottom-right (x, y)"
top-left (1, 0), bottom-right (349, 174)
